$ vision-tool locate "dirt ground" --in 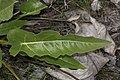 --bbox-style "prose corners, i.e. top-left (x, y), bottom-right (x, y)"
top-left (0, 0), bottom-right (120, 80)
